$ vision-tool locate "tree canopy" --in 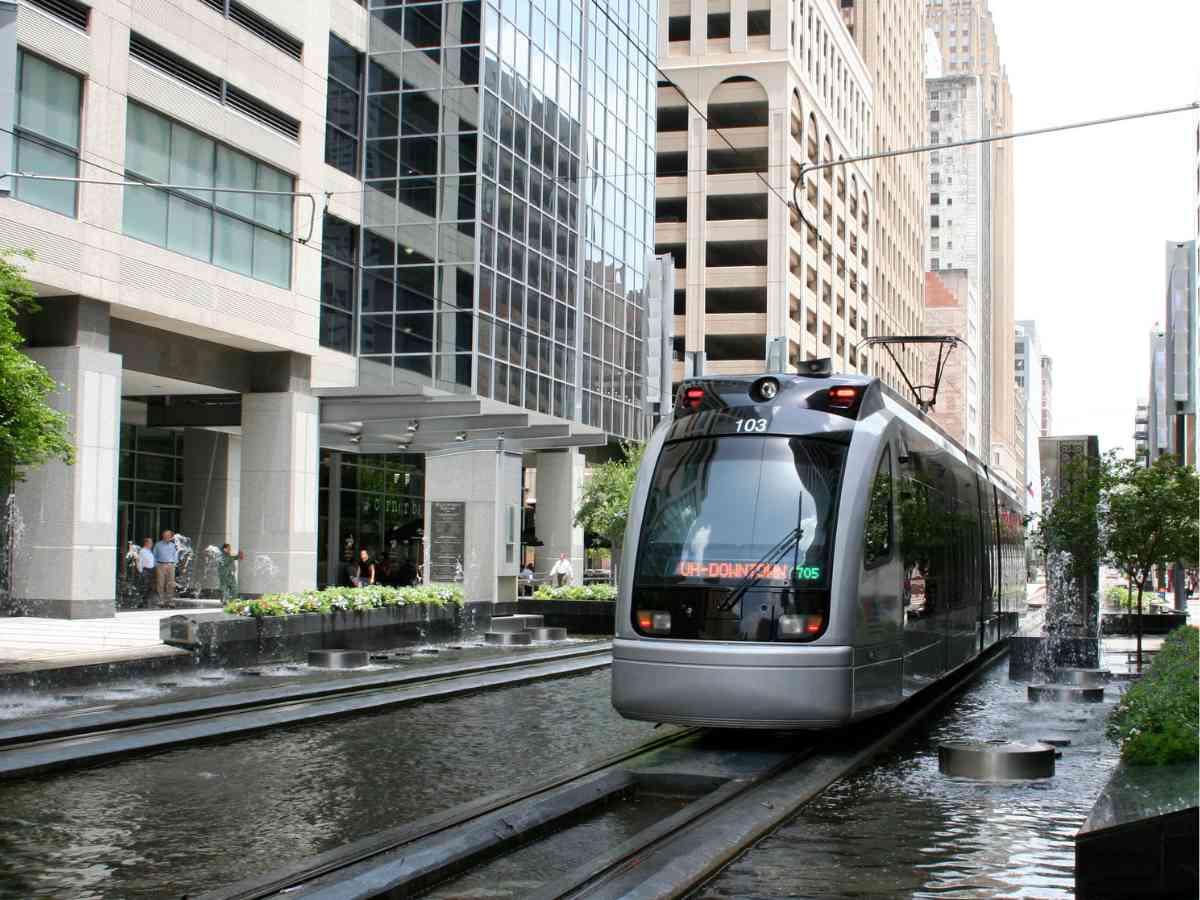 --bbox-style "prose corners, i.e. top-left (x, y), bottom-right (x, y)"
top-left (573, 441), bottom-right (645, 549)
top-left (0, 250), bottom-right (74, 476)
top-left (1101, 454), bottom-right (1199, 602)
